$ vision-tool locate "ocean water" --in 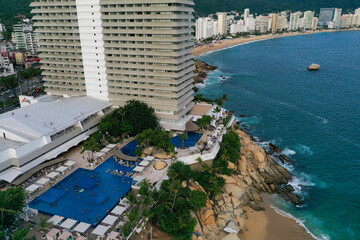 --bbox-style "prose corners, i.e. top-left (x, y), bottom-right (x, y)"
top-left (196, 31), bottom-right (360, 240)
